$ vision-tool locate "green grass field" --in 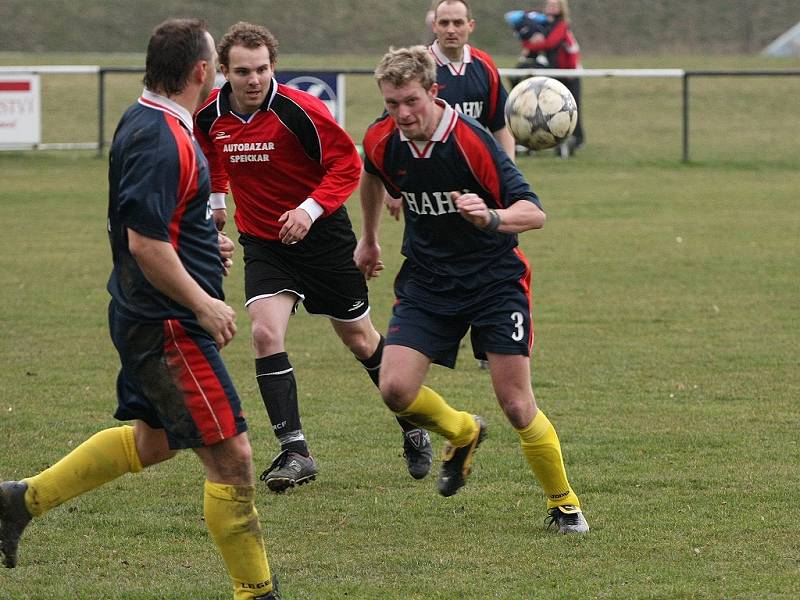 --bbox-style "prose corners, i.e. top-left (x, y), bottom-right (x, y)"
top-left (1, 53), bottom-right (799, 599)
